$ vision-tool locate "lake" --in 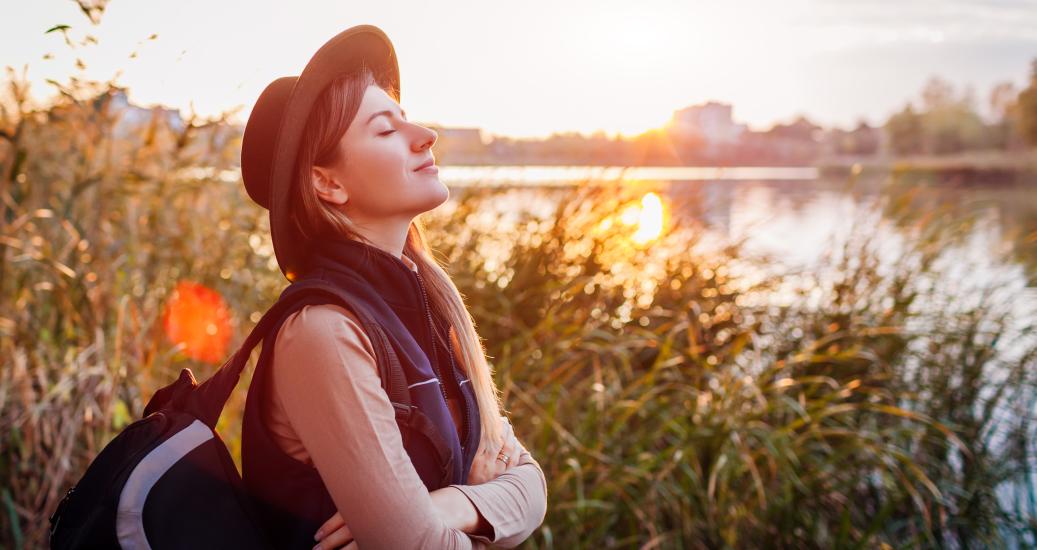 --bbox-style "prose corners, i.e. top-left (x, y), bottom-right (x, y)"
top-left (438, 165), bottom-right (1037, 546)
top-left (439, 164), bottom-right (1036, 300)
